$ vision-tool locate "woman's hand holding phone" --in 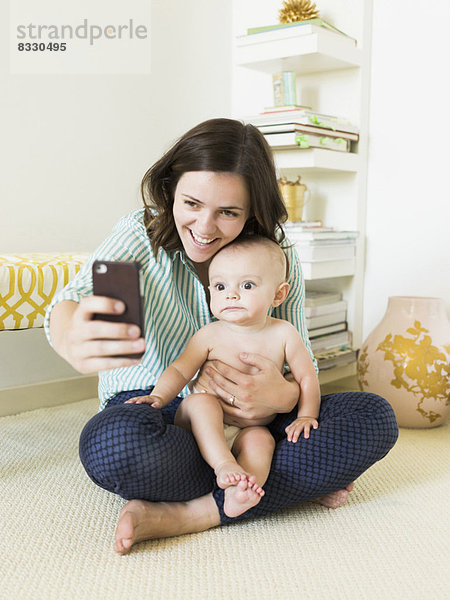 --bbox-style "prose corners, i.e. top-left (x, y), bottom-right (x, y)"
top-left (56, 296), bottom-right (145, 374)
top-left (49, 261), bottom-right (146, 374)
